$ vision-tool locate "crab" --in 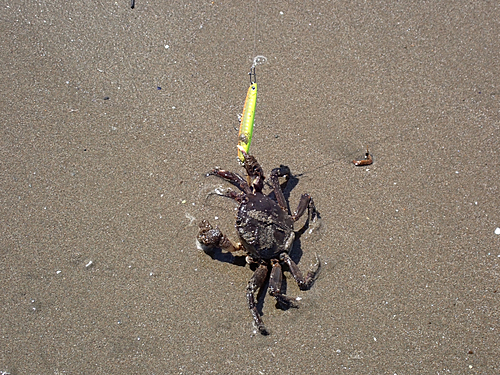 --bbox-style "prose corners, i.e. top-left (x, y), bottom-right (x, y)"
top-left (196, 148), bottom-right (320, 335)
